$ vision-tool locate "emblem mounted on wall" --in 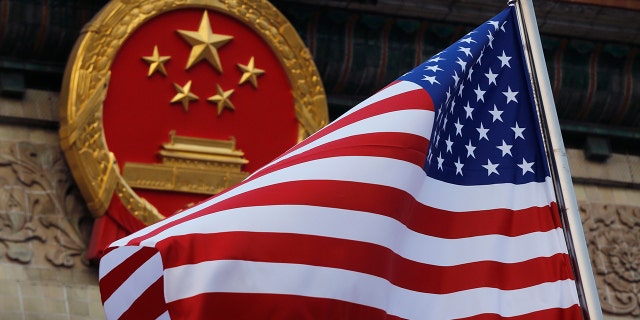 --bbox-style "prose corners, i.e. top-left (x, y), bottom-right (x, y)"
top-left (59, 0), bottom-right (328, 257)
